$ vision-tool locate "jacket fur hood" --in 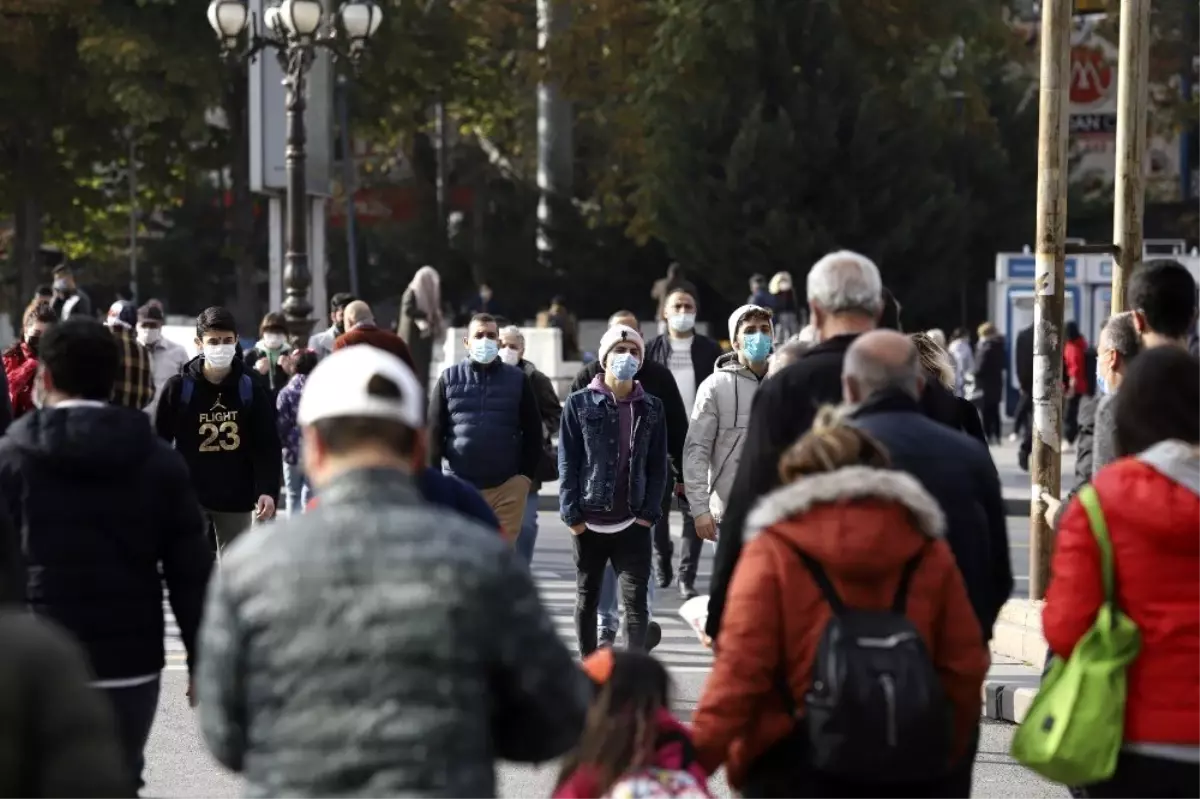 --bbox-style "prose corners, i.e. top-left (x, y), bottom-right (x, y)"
top-left (745, 466), bottom-right (946, 542)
